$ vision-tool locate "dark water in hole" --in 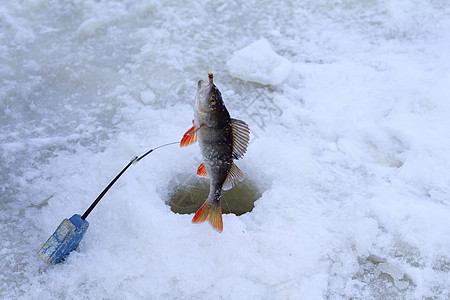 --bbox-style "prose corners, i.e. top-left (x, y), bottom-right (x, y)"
top-left (167, 173), bottom-right (262, 215)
